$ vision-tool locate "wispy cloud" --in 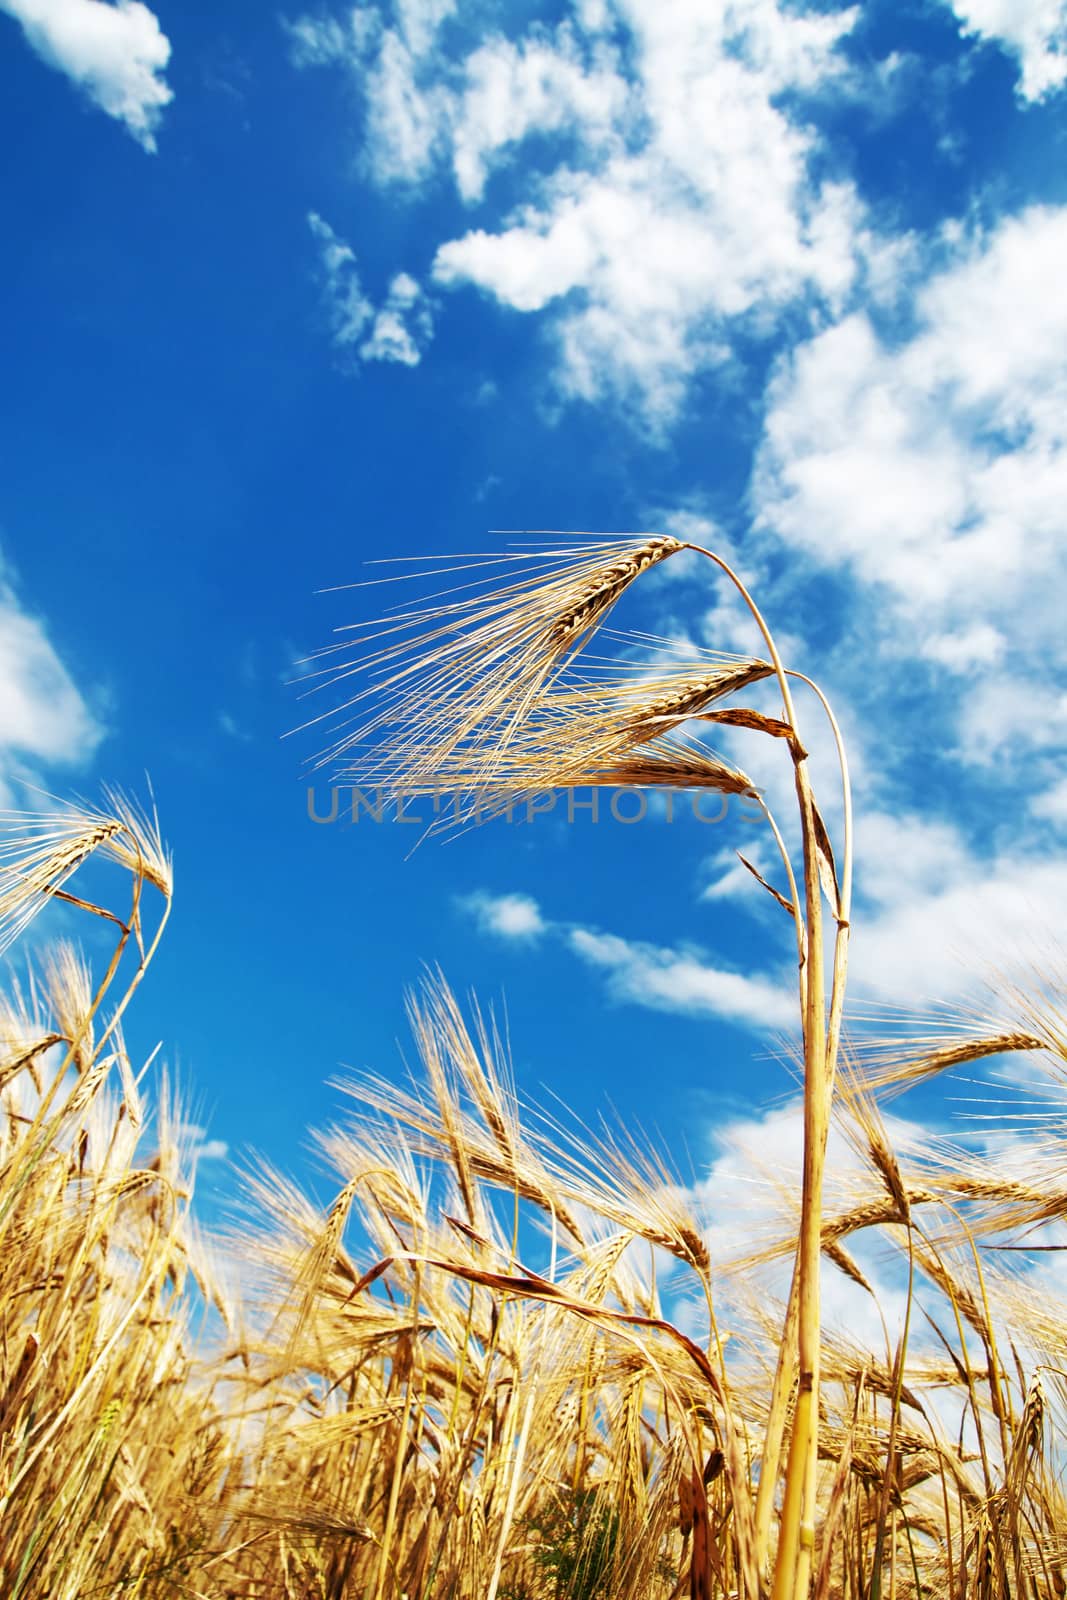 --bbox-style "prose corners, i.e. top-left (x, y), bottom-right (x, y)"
top-left (0, 0), bottom-right (172, 150)
top-left (459, 888), bottom-right (794, 1032)
top-left (0, 572), bottom-right (104, 800)
top-left (287, 1), bottom-right (455, 181)
top-left (1031, 776), bottom-right (1067, 826)
top-left (567, 925), bottom-right (795, 1031)
top-left (459, 889), bottom-right (546, 941)
top-left (176, 1121), bottom-right (230, 1164)
top-left (360, 271), bottom-right (435, 367)
top-left (308, 213), bottom-right (434, 369)
top-left (217, 711), bottom-right (252, 742)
